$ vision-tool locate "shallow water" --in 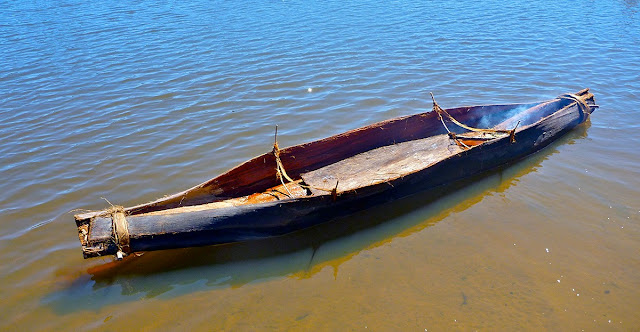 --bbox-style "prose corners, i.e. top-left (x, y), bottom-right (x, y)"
top-left (1, 0), bottom-right (639, 330)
